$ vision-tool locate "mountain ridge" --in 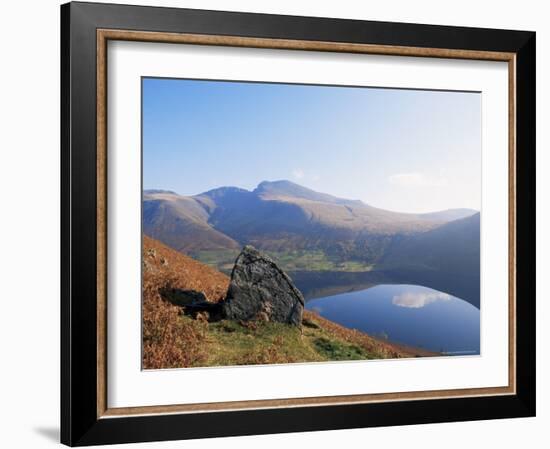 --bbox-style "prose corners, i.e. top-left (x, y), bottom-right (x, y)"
top-left (145, 180), bottom-right (478, 219)
top-left (143, 180), bottom-right (478, 273)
